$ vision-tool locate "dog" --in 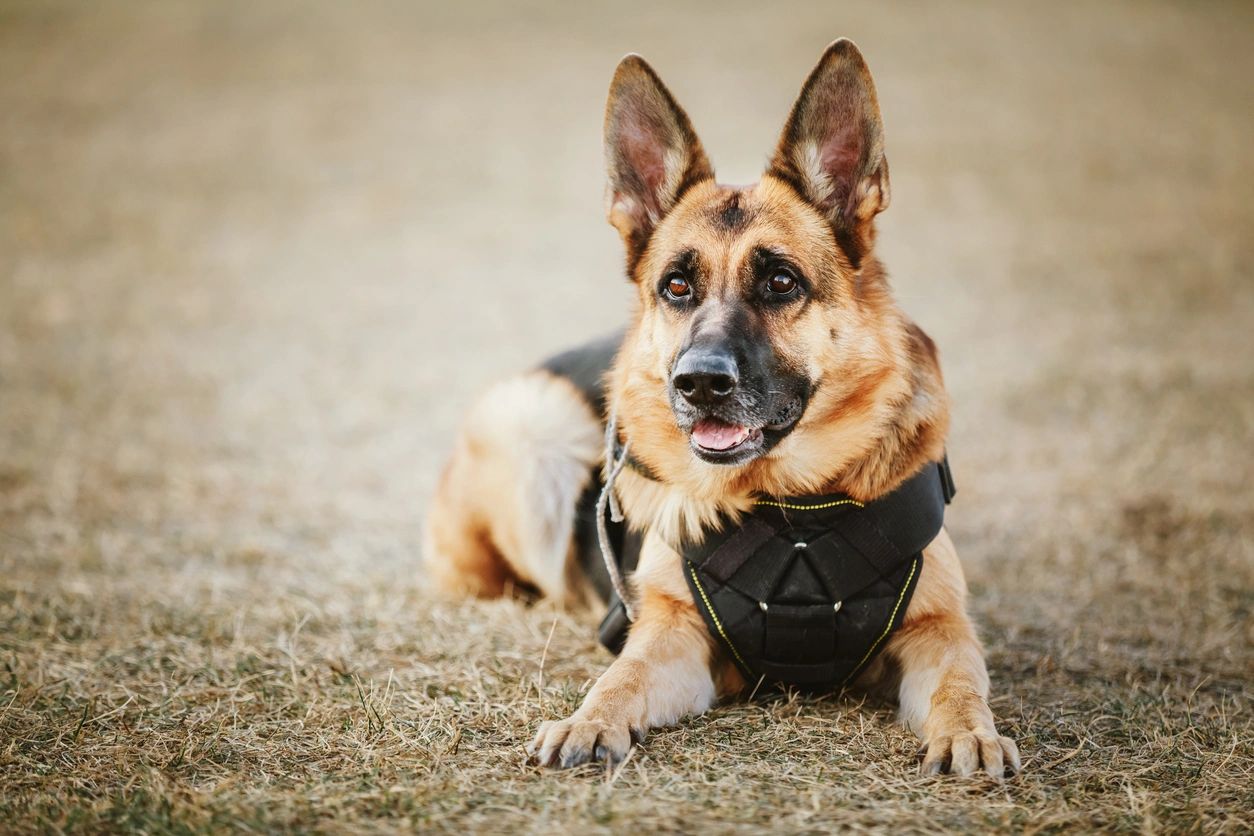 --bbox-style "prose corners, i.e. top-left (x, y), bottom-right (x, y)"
top-left (425, 39), bottom-right (1021, 779)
